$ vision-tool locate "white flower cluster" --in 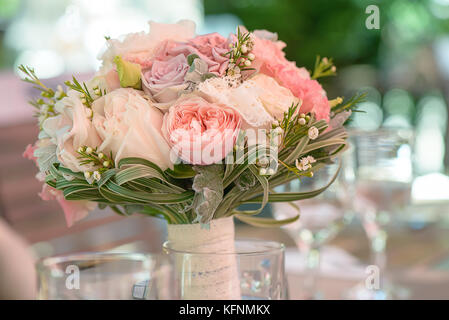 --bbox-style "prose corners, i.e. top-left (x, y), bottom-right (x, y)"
top-left (295, 155), bottom-right (316, 171)
top-left (308, 126), bottom-right (319, 140)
